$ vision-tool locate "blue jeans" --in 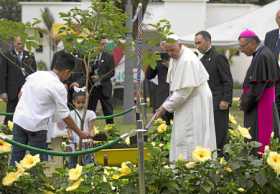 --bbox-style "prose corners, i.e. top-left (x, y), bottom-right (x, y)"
top-left (10, 123), bottom-right (48, 166)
